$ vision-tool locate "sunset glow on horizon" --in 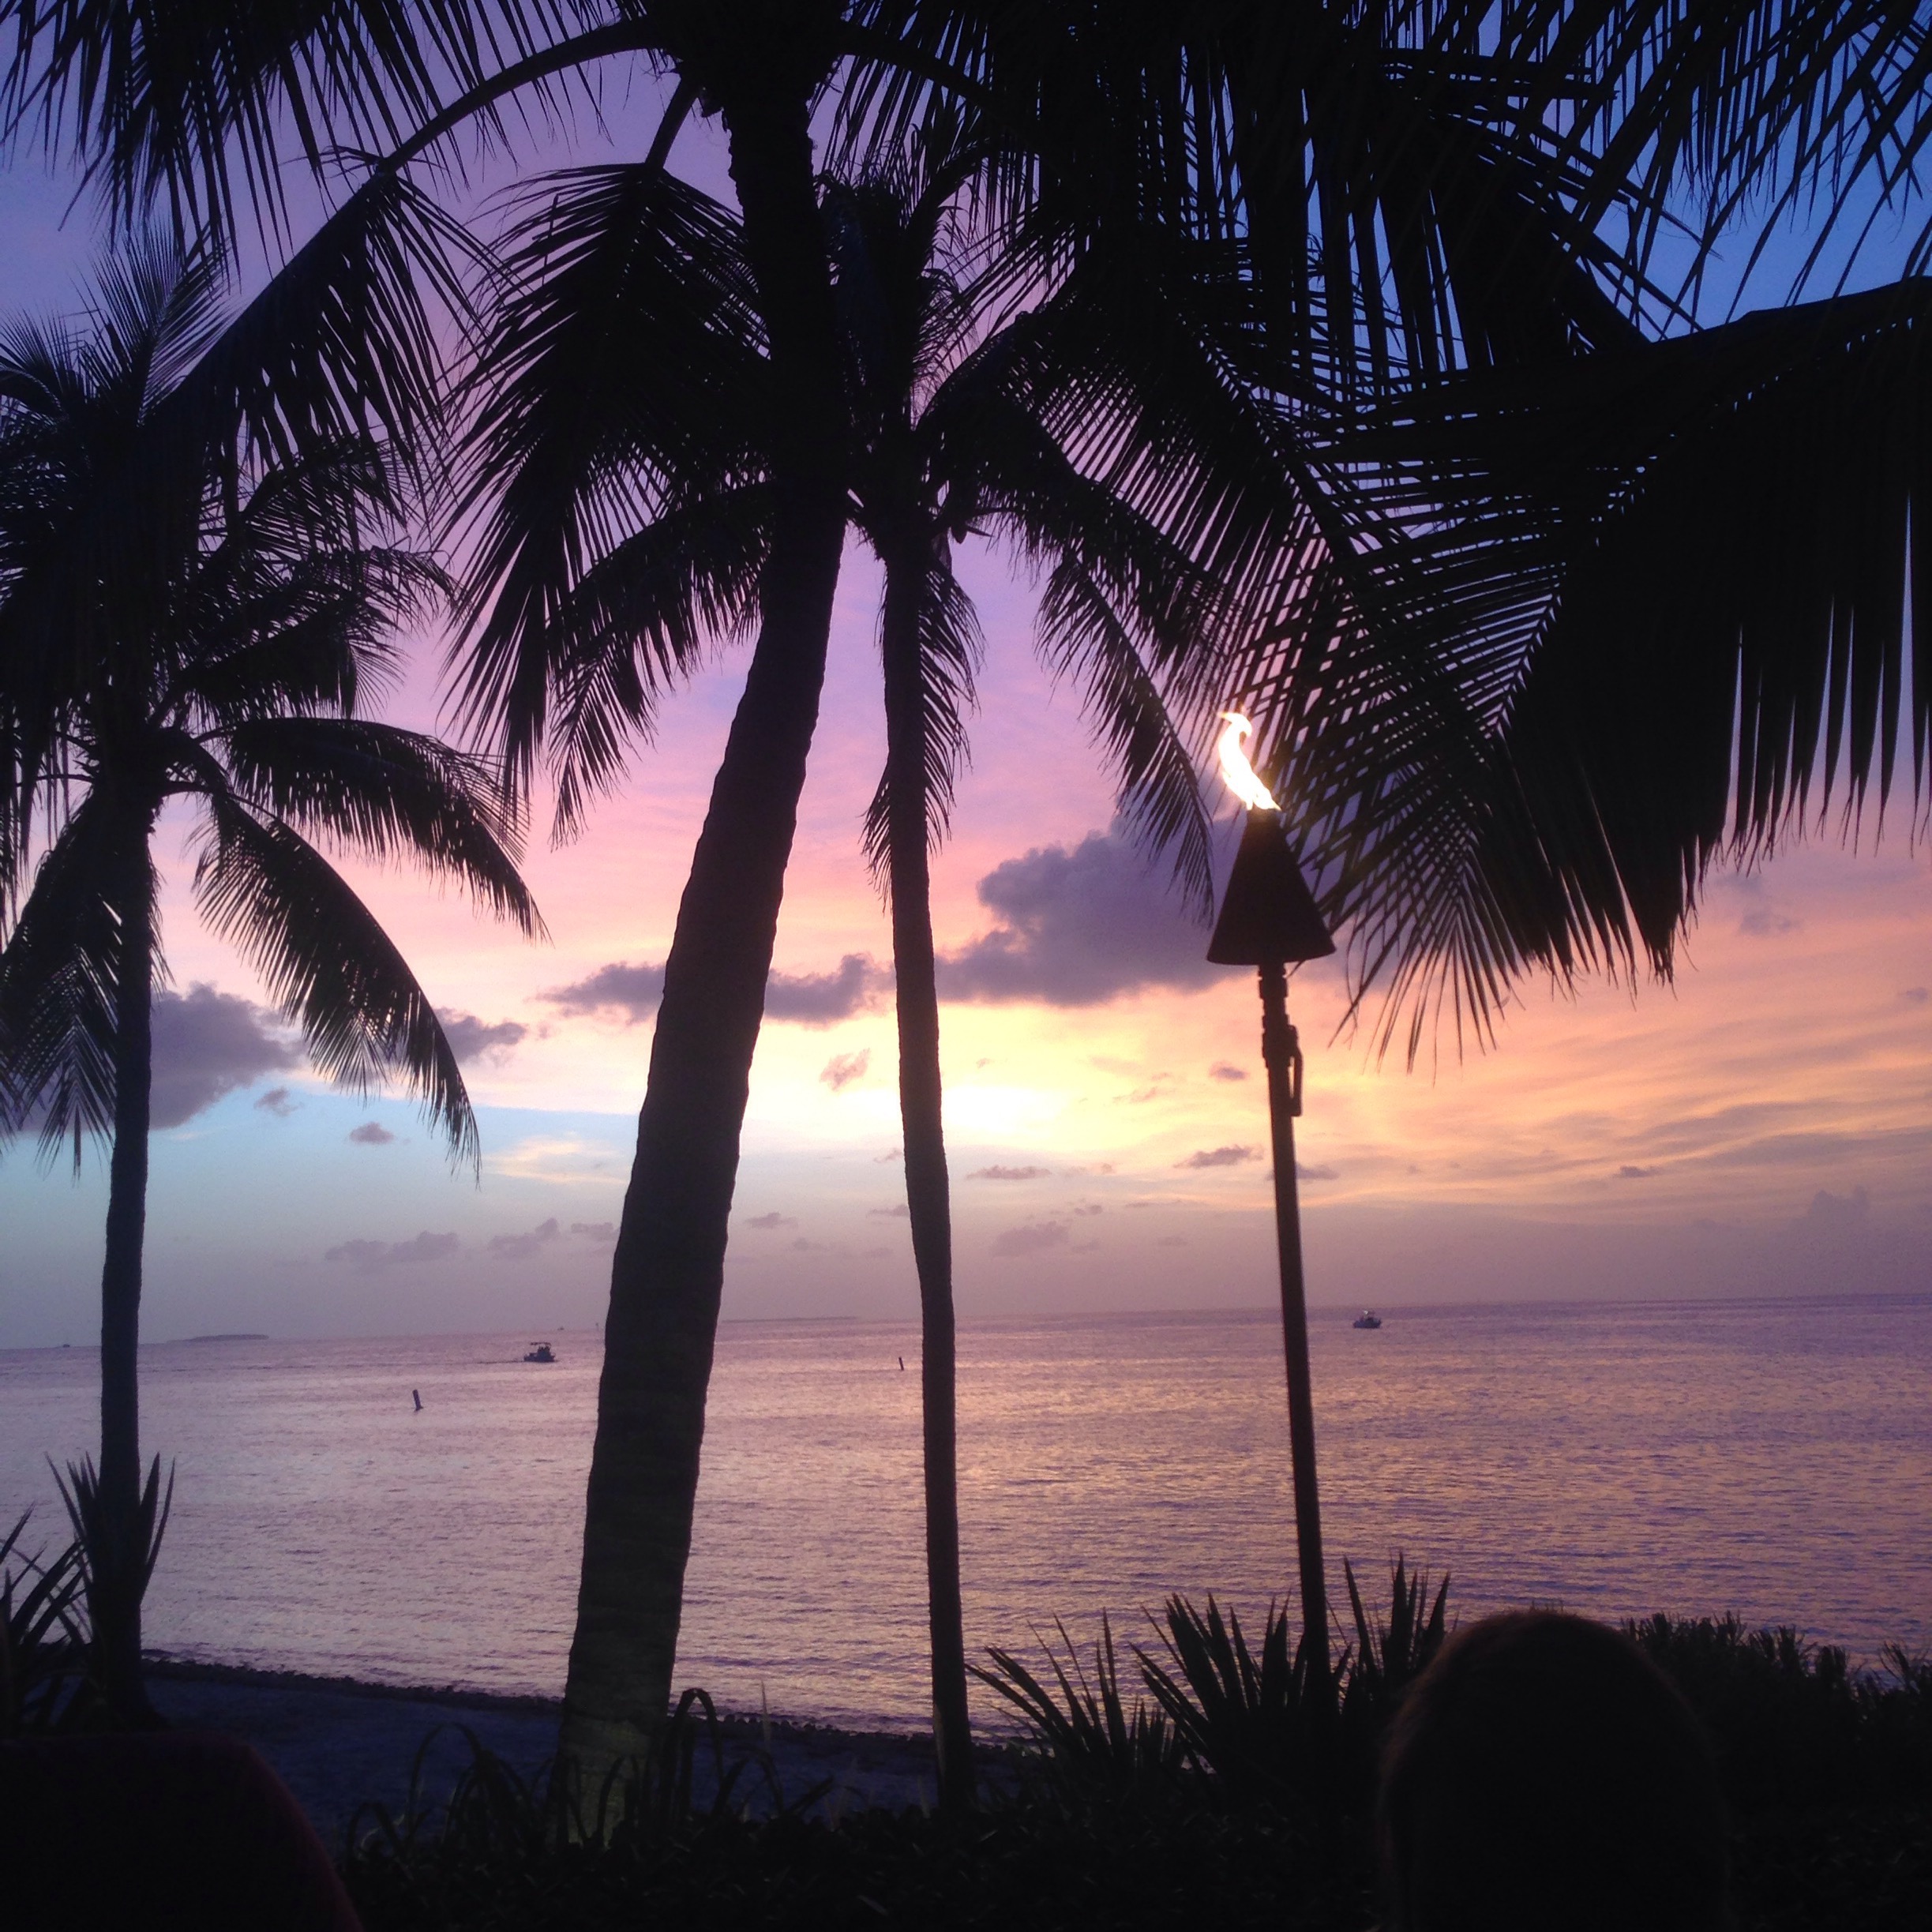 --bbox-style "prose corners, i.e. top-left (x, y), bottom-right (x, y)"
top-left (5, 532), bottom-right (1928, 1345)
top-left (2, 110), bottom-right (1930, 1350)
